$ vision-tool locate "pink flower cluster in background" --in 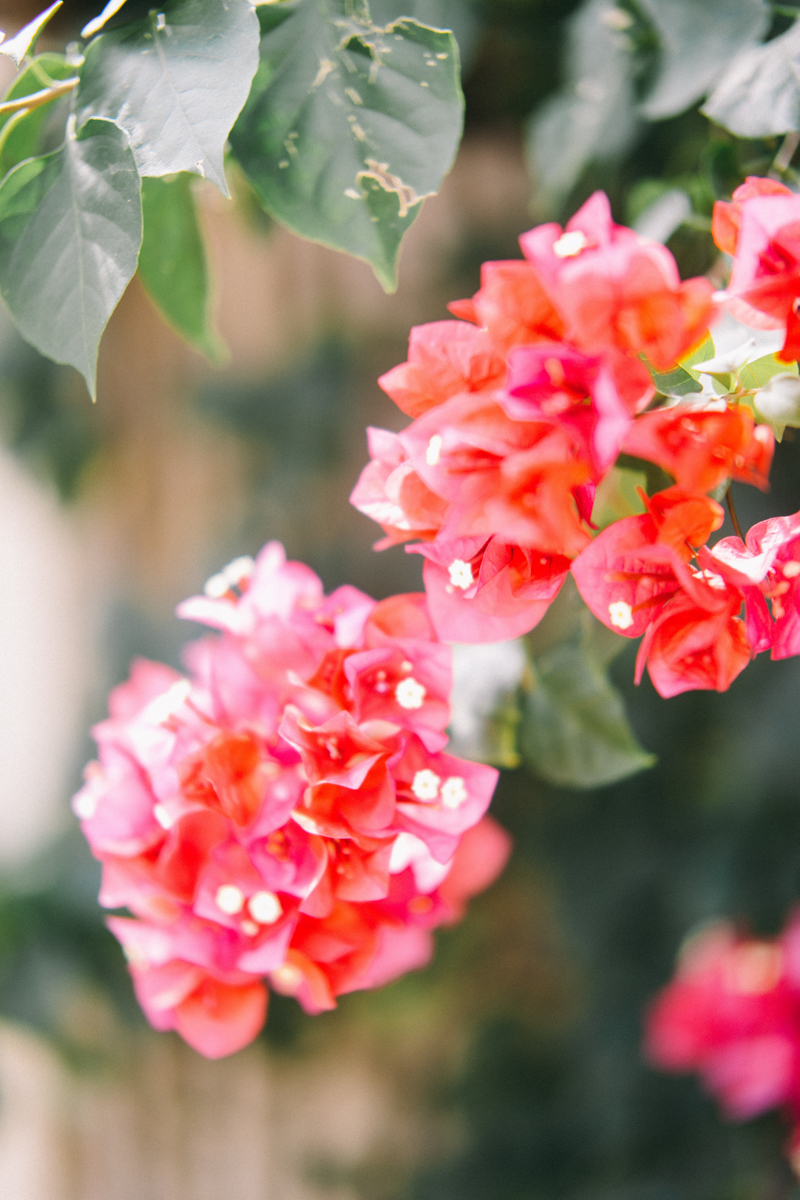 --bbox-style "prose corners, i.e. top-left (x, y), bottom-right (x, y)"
top-left (352, 180), bottom-right (800, 699)
top-left (72, 543), bottom-right (509, 1058)
top-left (645, 917), bottom-right (800, 1167)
